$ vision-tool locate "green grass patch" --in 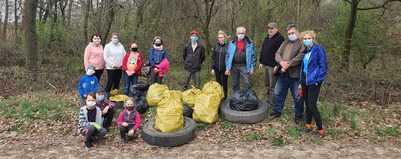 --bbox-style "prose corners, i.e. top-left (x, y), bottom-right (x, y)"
top-left (272, 138), bottom-right (284, 146)
top-left (328, 129), bottom-right (343, 137)
top-left (375, 127), bottom-right (401, 137)
top-left (220, 121), bottom-right (235, 129)
top-left (243, 132), bottom-right (264, 142)
top-left (266, 128), bottom-right (277, 137)
top-left (287, 127), bottom-right (299, 139)
top-left (350, 119), bottom-right (359, 131)
top-left (196, 123), bottom-right (209, 131)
